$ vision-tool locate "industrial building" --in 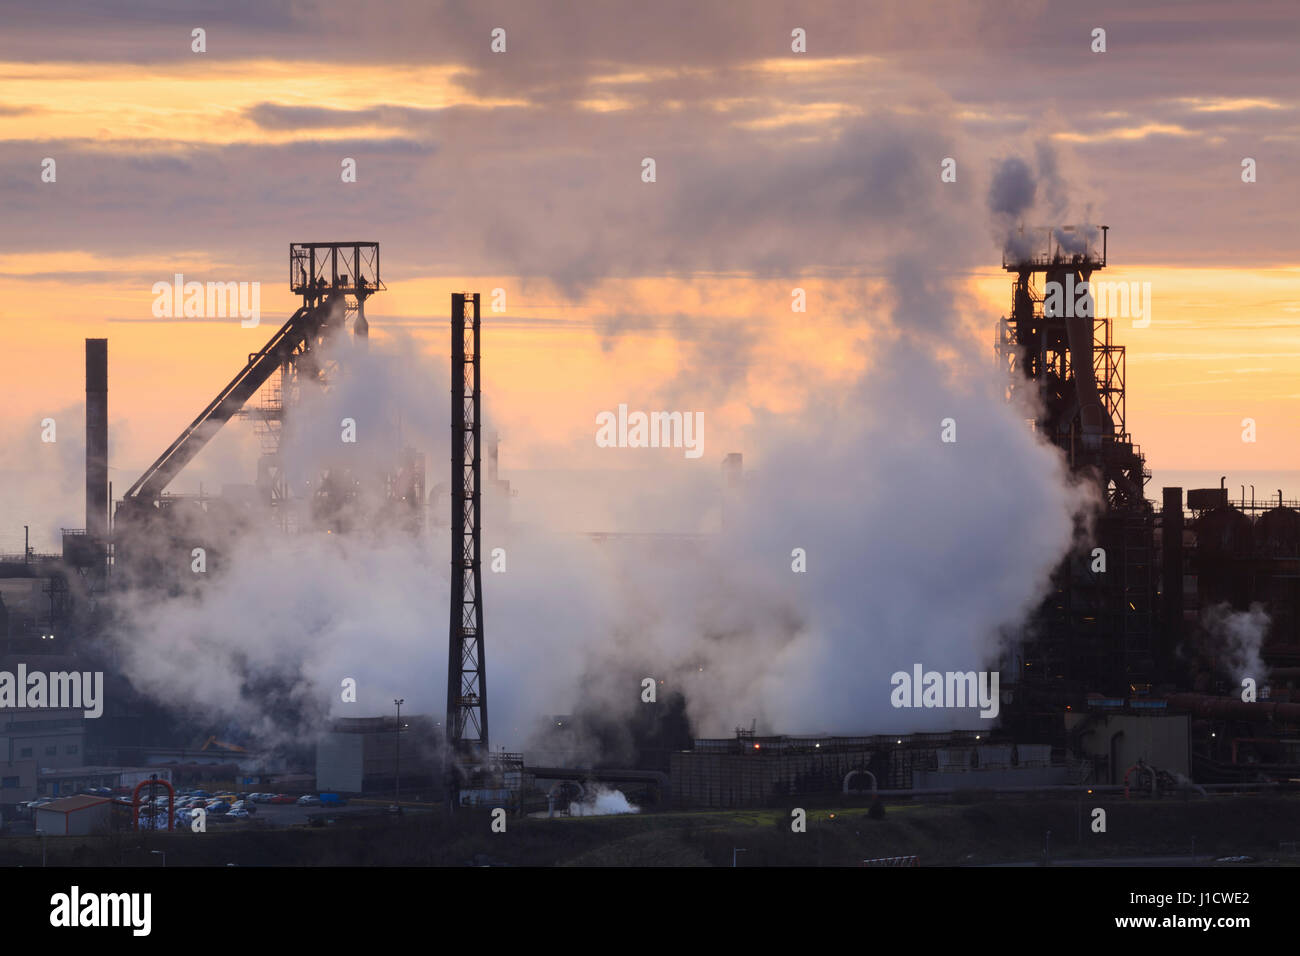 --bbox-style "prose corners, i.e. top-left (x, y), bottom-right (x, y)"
top-left (988, 227), bottom-right (1300, 784)
top-left (0, 703), bottom-right (85, 770)
top-left (995, 226), bottom-right (1156, 700)
top-left (670, 733), bottom-right (1070, 808)
top-left (0, 759), bottom-right (38, 809)
top-left (316, 715), bottom-right (442, 795)
top-left (1066, 709), bottom-right (1190, 785)
top-left (34, 794), bottom-right (113, 837)
top-left (4, 233), bottom-right (1300, 817)
top-left (36, 765), bottom-right (173, 798)
top-left (659, 227), bottom-right (1300, 808)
